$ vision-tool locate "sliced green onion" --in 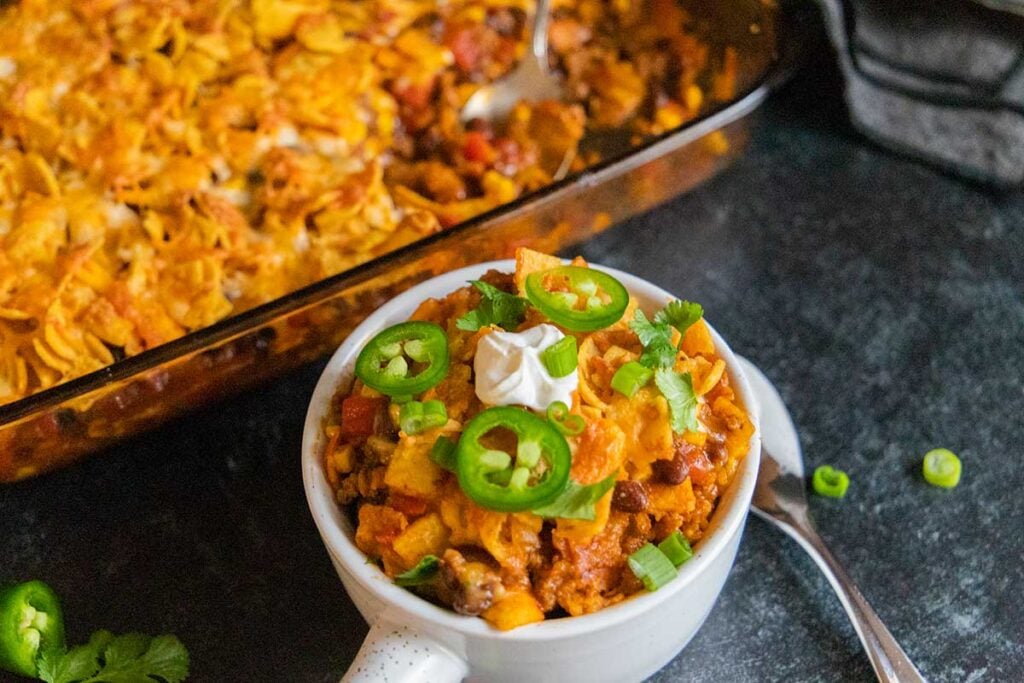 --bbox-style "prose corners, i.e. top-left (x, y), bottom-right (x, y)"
top-left (429, 435), bottom-right (458, 472)
top-left (540, 335), bottom-right (578, 378)
top-left (423, 399), bottom-right (446, 417)
top-left (811, 465), bottom-right (849, 498)
top-left (611, 361), bottom-right (653, 398)
top-left (399, 399), bottom-right (448, 435)
top-left (546, 400), bottom-right (585, 436)
top-left (922, 448), bottom-right (961, 489)
top-left (658, 530), bottom-right (693, 567)
top-left (394, 555), bottom-right (441, 586)
top-left (628, 543), bottom-right (677, 592)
